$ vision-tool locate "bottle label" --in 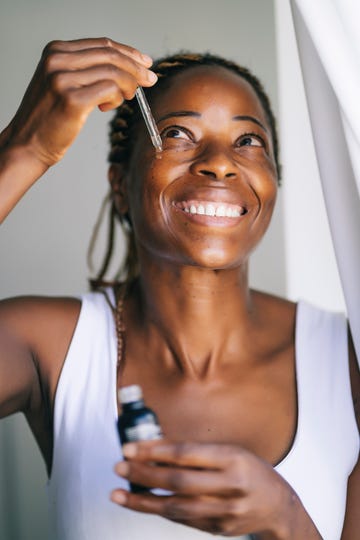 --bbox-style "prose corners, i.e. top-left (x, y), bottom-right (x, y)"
top-left (124, 422), bottom-right (162, 442)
